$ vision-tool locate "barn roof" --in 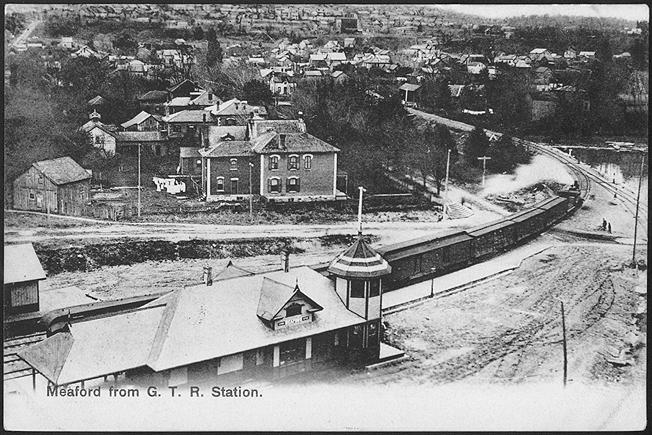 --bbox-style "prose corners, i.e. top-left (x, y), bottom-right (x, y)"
top-left (4, 243), bottom-right (46, 284)
top-left (328, 236), bottom-right (392, 279)
top-left (32, 157), bottom-right (91, 185)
